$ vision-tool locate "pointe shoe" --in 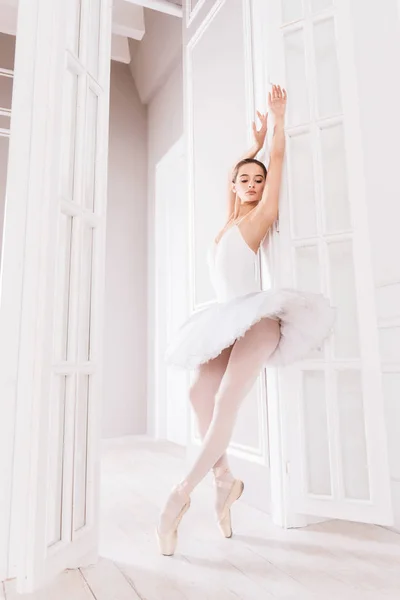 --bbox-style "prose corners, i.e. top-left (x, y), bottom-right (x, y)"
top-left (214, 470), bottom-right (244, 538)
top-left (156, 484), bottom-right (191, 556)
